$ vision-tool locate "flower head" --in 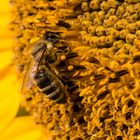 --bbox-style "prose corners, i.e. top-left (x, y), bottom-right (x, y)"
top-left (11, 0), bottom-right (140, 139)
